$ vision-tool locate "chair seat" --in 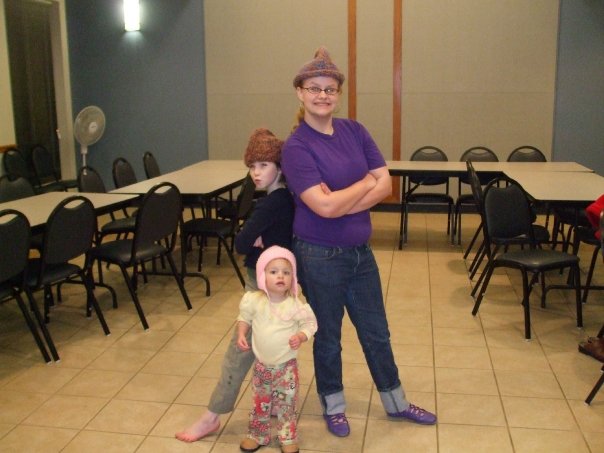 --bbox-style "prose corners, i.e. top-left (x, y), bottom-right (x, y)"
top-left (493, 225), bottom-right (550, 247)
top-left (406, 193), bottom-right (453, 204)
top-left (100, 216), bottom-right (136, 234)
top-left (25, 260), bottom-right (82, 287)
top-left (36, 181), bottom-right (66, 194)
top-left (91, 239), bottom-right (166, 264)
top-left (182, 218), bottom-right (232, 237)
top-left (575, 226), bottom-right (599, 245)
top-left (216, 203), bottom-right (237, 219)
top-left (494, 249), bottom-right (579, 271)
top-left (60, 179), bottom-right (78, 189)
top-left (455, 193), bottom-right (475, 206)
